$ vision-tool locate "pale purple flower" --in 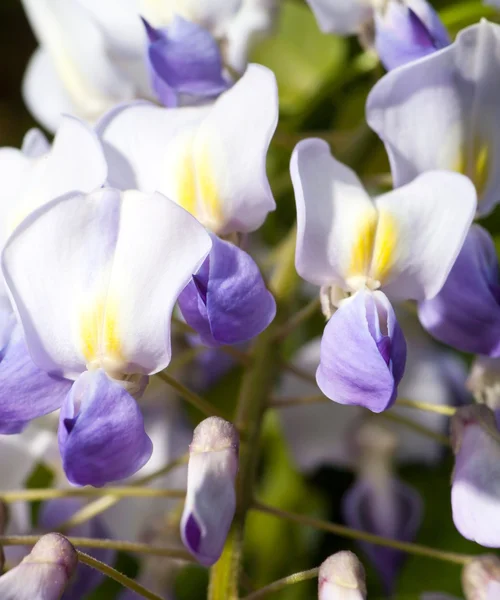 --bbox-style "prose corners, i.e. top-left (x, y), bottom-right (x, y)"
top-left (290, 138), bottom-right (476, 412)
top-left (1, 188), bottom-right (211, 485)
top-left (462, 555), bottom-right (500, 600)
top-left (98, 63), bottom-right (278, 235)
top-left (450, 405), bottom-right (500, 546)
top-left (367, 20), bottom-right (500, 217)
top-left (181, 417), bottom-right (239, 566)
